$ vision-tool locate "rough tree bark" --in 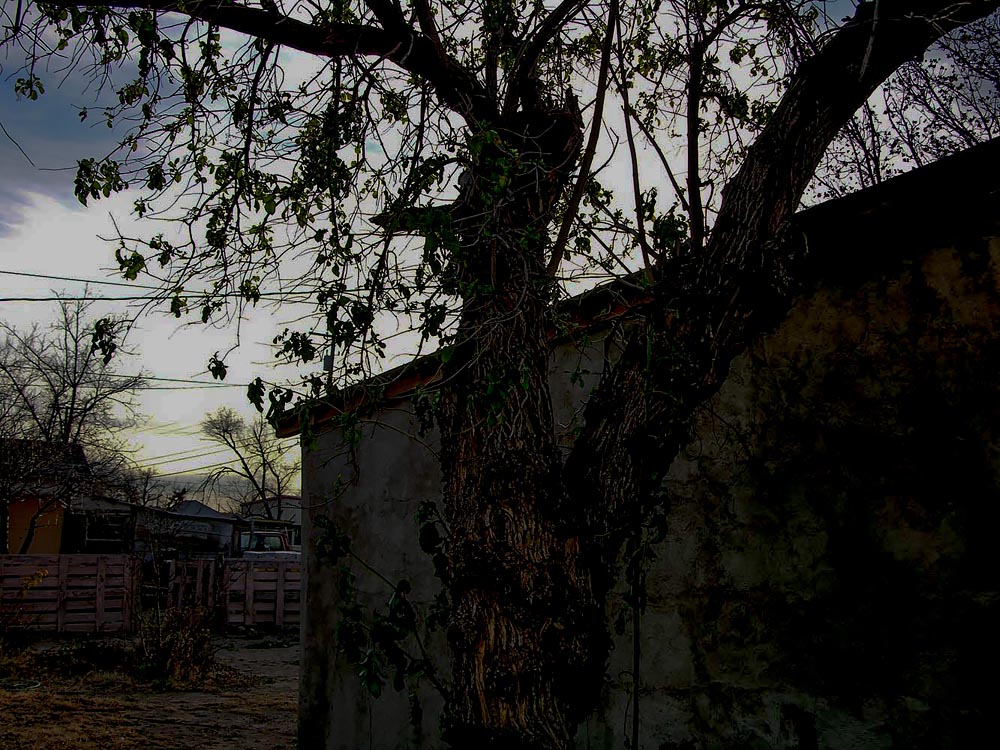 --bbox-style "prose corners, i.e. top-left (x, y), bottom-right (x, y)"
top-left (435, 99), bottom-right (608, 748)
